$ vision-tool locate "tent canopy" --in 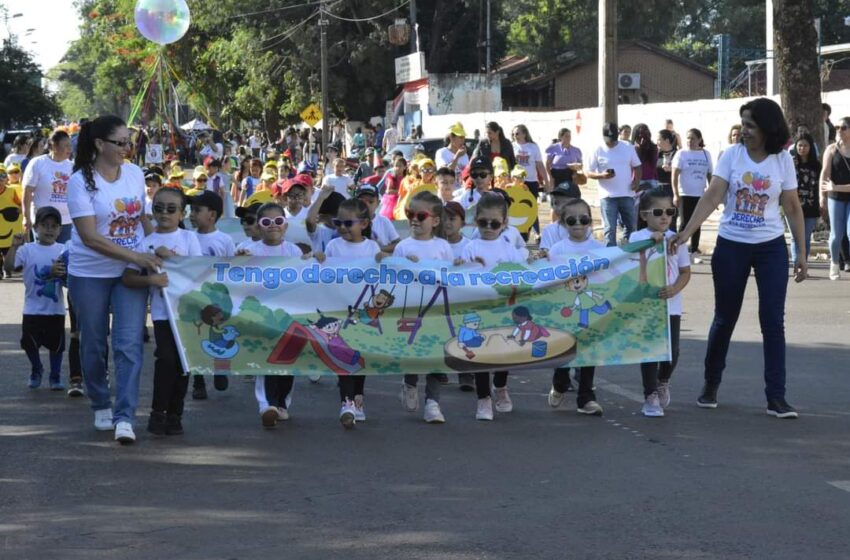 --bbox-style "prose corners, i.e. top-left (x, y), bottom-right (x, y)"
top-left (180, 119), bottom-right (211, 131)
